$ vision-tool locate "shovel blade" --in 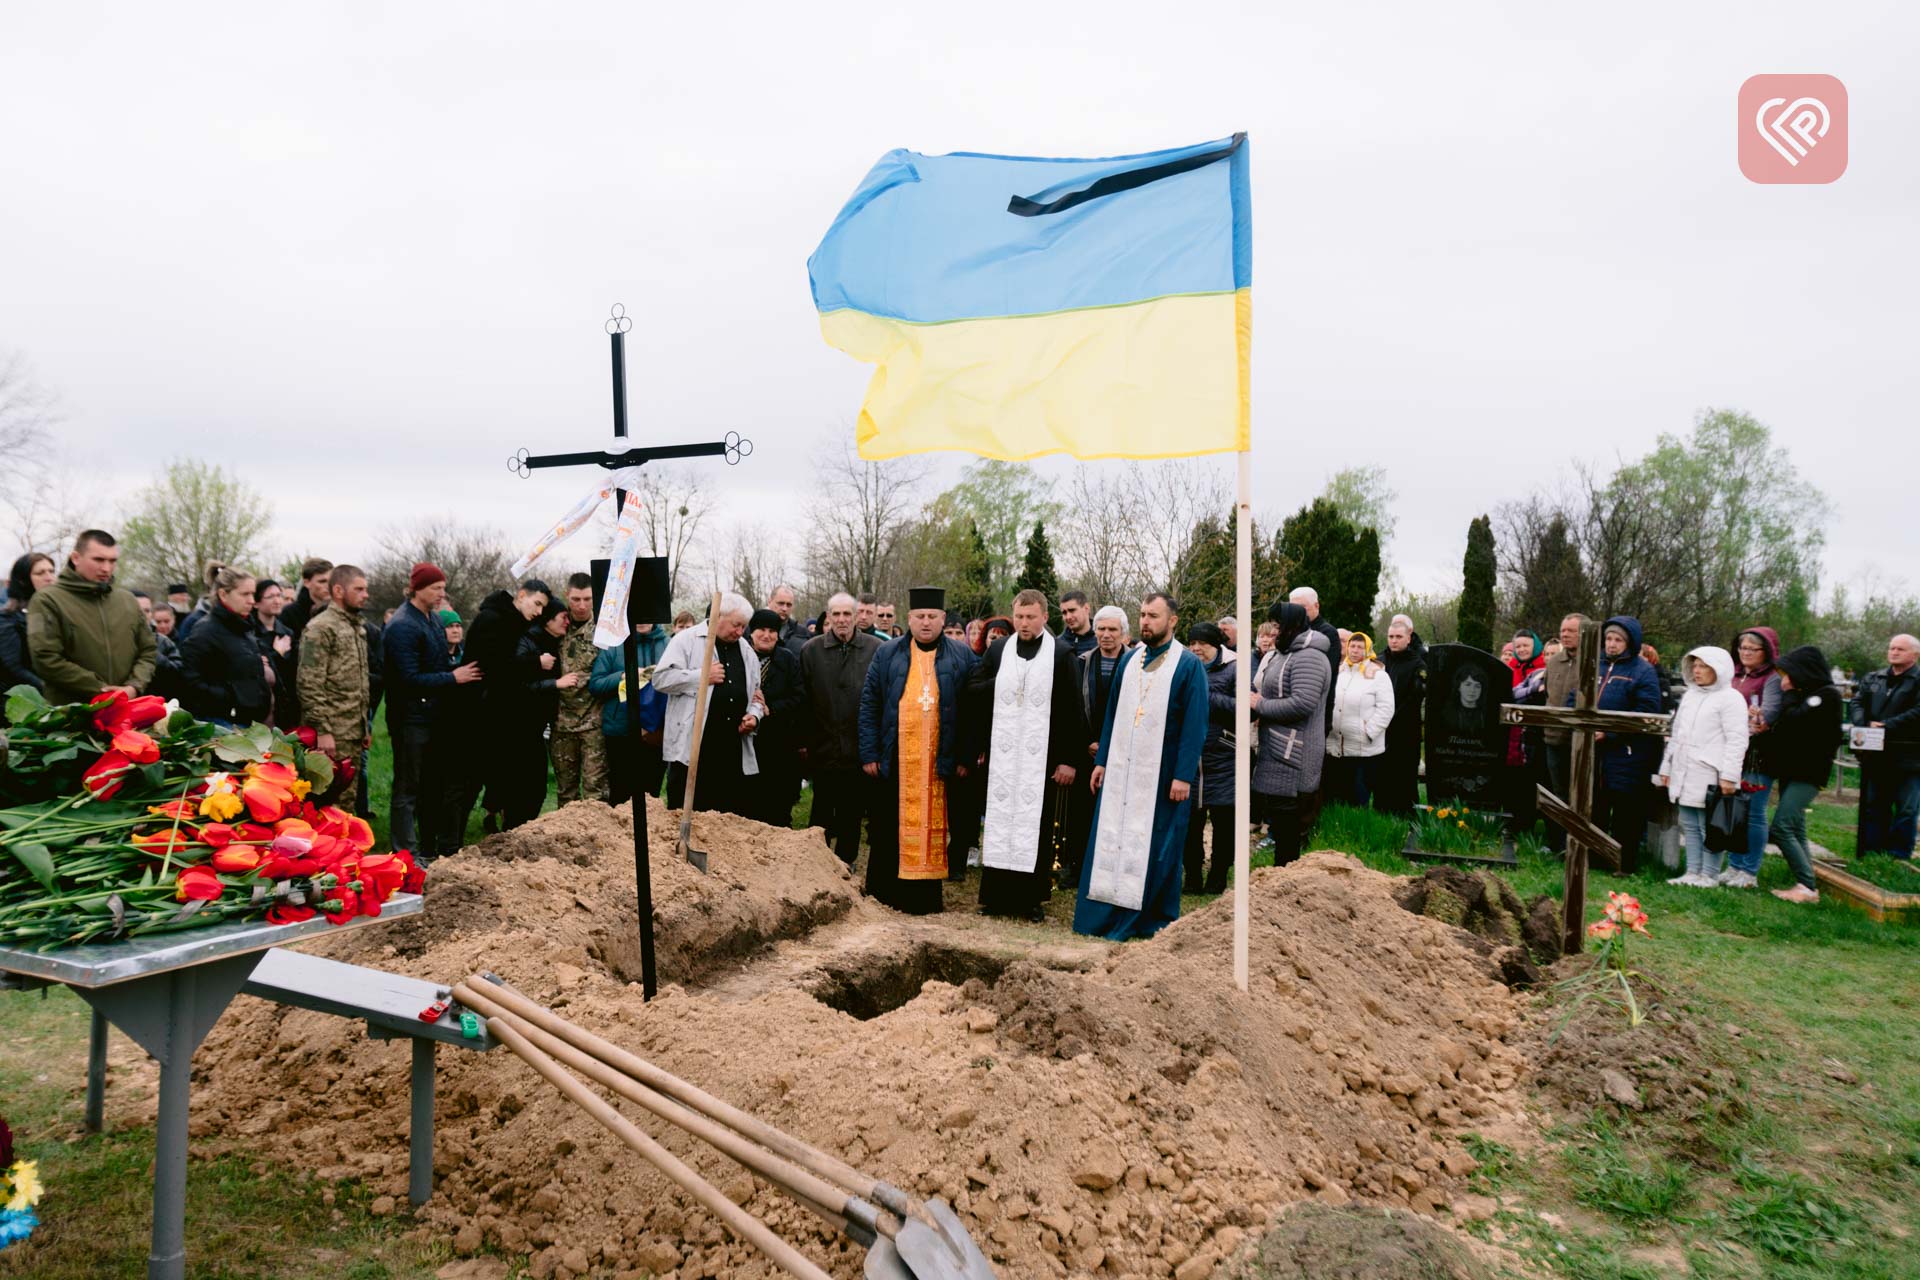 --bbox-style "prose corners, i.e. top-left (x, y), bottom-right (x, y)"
top-left (685, 845), bottom-right (709, 874)
top-left (863, 1238), bottom-right (916, 1280)
top-left (893, 1199), bottom-right (997, 1280)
